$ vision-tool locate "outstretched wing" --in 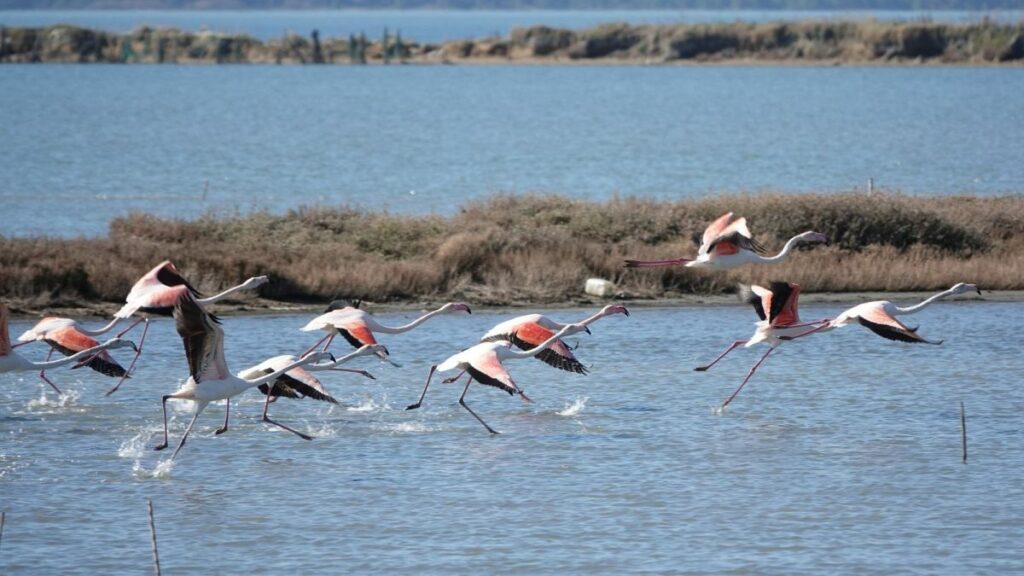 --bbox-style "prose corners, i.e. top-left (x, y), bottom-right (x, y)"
top-left (706, 229), bottom-right (766, 258)
top-left (335, 317), bottom-right (379, 349)
top-left (739, 284), bottom-right (767, 321)
top-left (766, 282), bottom-right (800, 327)
top-left (857, 307), bottom-right (942, 345)
top-left (482, 321), bottom-right (586, 375)
top-left (467, 350), bottom-right (518, 395)
top-left (174, 293), bottom-right (228, 383)
top-left (700, 213), bottom-right (735, 254)
top-left (46, 326), bottom-right (126, 378)
top-left (255, 366), bottom-right (338, 403)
